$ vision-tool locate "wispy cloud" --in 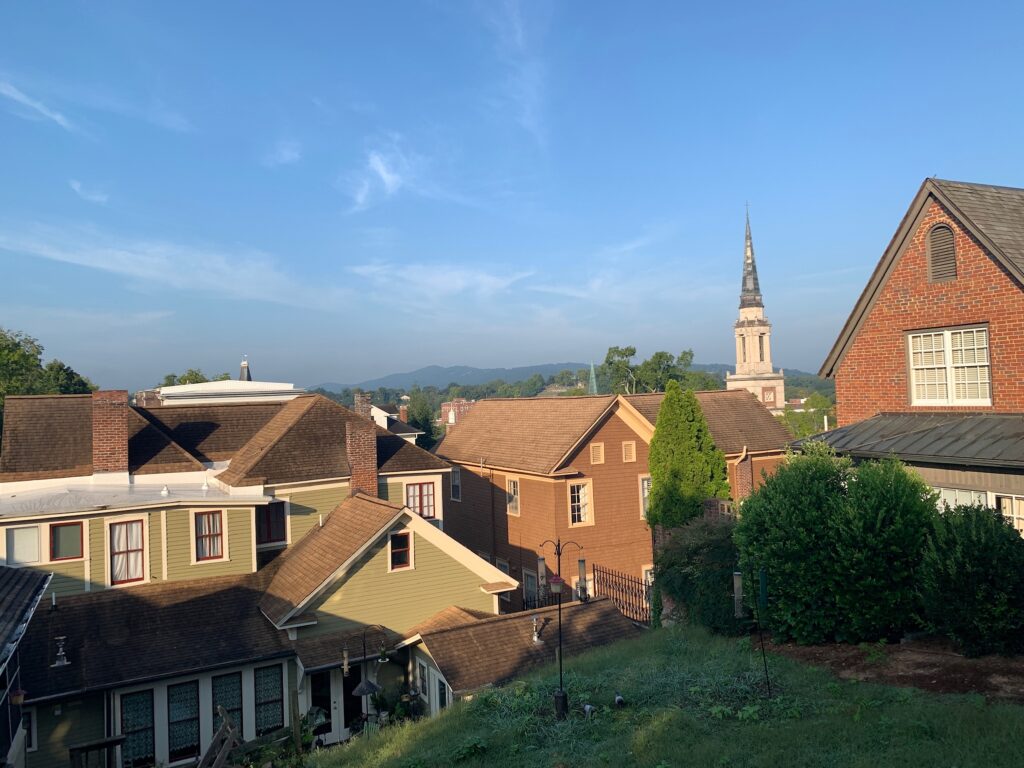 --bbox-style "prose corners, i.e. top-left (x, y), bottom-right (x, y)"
top-left (7, 305), bottom-right (173, 327)
top-left (344, 134), bottom-right (478, 213)
top-left (0, 81), bottom-right (75, 132)
top-left (350, 260), bottom-right (532, 302)
top-left (262, 139), bottom-right (303, 168)
top-left (482, 0), bottom-right (547, 146)
top-left (68, 179), bottom-right (109, 205)
top-left (0, 223), bottom-right (350, 311)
